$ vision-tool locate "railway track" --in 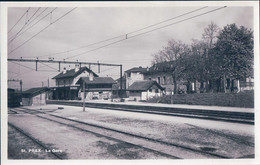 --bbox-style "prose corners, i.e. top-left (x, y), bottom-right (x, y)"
top-left (9, 107), bottom-right (232, 159)
top-left (8, 122), bottom-right (64, 159)
top-left (46, 100), bottom-right (254, 125)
